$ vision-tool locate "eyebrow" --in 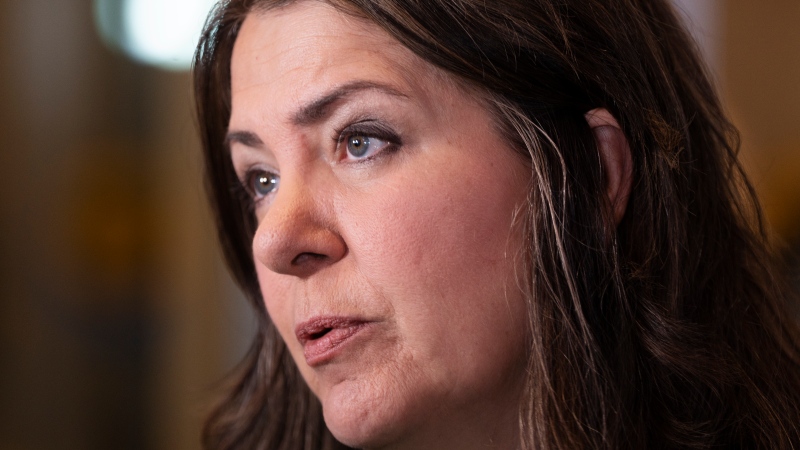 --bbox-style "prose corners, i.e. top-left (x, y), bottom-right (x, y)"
top-left (290, 80), bottom-right (408, 126)
top-left (224, 80), bottom-right (408, 149)
top-left (224, 130), bottom-right (264, 149)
